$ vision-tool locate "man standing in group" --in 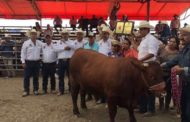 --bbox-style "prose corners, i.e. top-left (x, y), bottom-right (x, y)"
top-left (84, 32), bottom-right (99, 51)
top-left (0, 34), bottom-right (16, 78)
top-left (162, 26), bottom-right (190, 122)
top-left (21, 29), bottom-right (43, 97)
top-left (53, 16), bottom-right (62, 32)
top-left (98, 27), bottom-right (112, 56)
top-left (137, 21), bottom-right (160, 116)
top-left (41, 34), bottom-right (57, 94)
top-left (170, 14), bottom-right (180, 38)
top-left (73, 29), bottom-right (86, 50)
top-left (54, 29), bottom-right (74, 96)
